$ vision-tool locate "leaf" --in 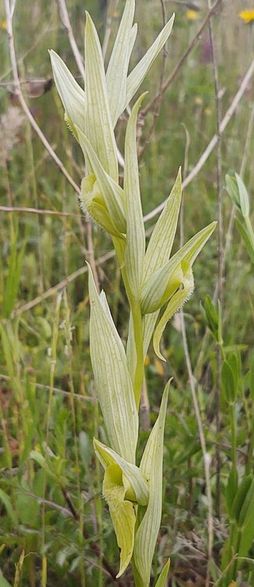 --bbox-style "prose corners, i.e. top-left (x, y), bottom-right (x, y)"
top-left (225, 173), bottom-right (240, 210)
top-left (84, 12), bottom-right (118, 180)
top-left (141, 222), bottom-right (216, 314)
top-left (225, 467), bottom-right (238, 517)
top-left (0, 572), bottom-right (12, 587)
top-left (238, 477), bottom-right (254, 527)
top-left (155, 559), bottom-right (171, 587)
top-left (77, 128), bottom-right (126, 233)
top-left (49, 50), bottom-right (85, 135)
top-left (88, 265), bottom-right (138, 463)
top-left (231, 475), bottom-right (252, 523)
top-left (124, 94), bottom-right (146, 298)
top-left (222, 361), bottom-right (236, 404)
top-left (236, 173), bottom-right (249, 218)
top-left (202, 295), bottom-right (220, 341)
top-left (153, 270), bottom-right (194, 360)
top-left (106, 0), bottom-right (136, 127)
top-left (143, 168), bottom-right (182, 282)
top-left (126, 14), bottom-right (175, 107)
top-left (133, 383), bottom-right (170, 587)
top-left (94, 439), bottom-right (149, 506)
top-left (0, 489), bottom-right (18, 526)
top-left (235, 216), bottom-right (254, 264)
